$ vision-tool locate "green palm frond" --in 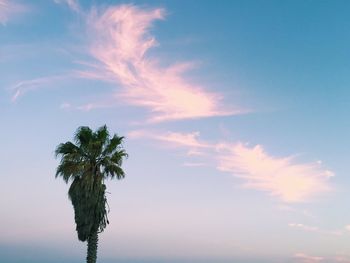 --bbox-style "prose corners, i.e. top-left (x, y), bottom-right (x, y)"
top-left (55, 161), bottom-right (87, 183)
top-left (102, 134), bottom-right (125, 156)
top-left (55, 125), bottom-right (127, 248)
top-left (101, 157), bottom-right (125, 179)
top-left (55, 142), bottom-right (81, 157)
top-left (111, 149), bottom-right (128, 166)
top-left (68, 178), bottom-right (108, 241)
